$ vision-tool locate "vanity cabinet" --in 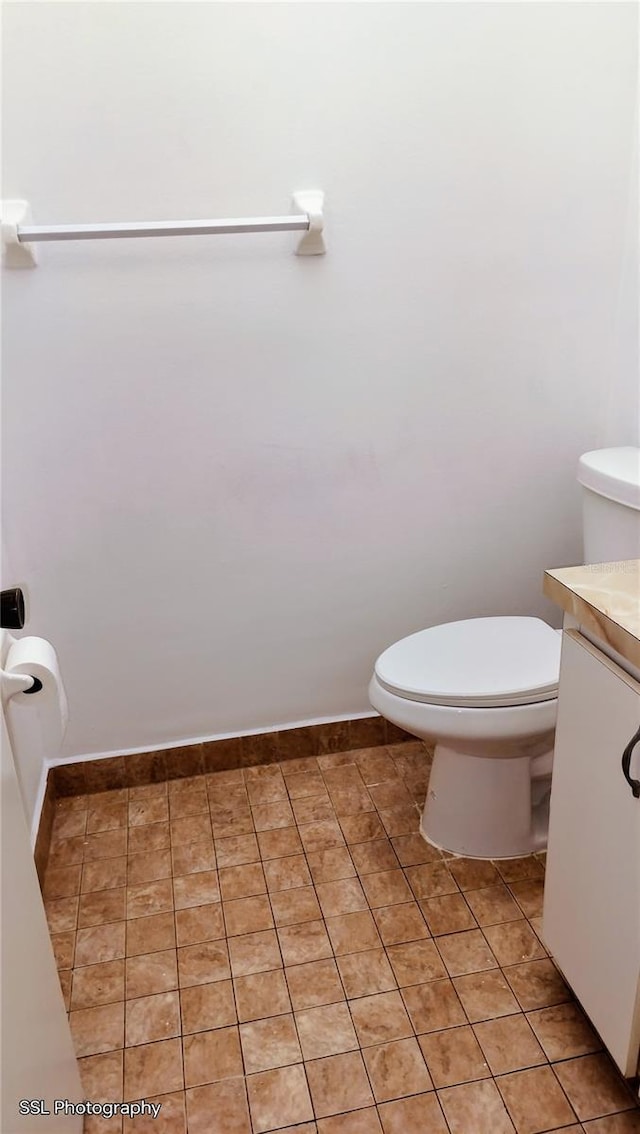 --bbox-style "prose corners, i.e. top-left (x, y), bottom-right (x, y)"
top-left (543, 628), bottom-right (640, 1077)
